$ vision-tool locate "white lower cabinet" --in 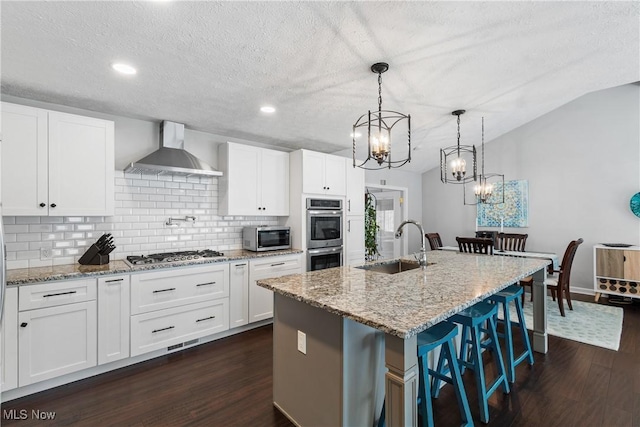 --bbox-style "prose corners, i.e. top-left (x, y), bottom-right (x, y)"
top-left (130, 299), bottom-right (228, 357)
top-left (249, 254), bottom-right (302, 322)
top-left (3, 254), bottom-right (303, 397)
top-left (98, 275), bottom-right (130, 365)
top-left (130, 263), bottom-right (231, 357)
top-left (18, 298), bottom-right (97, 386)
top-left (229, 261), bottom-right (249, 328)
top-left (1, 287), bottom-right (19, 391)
